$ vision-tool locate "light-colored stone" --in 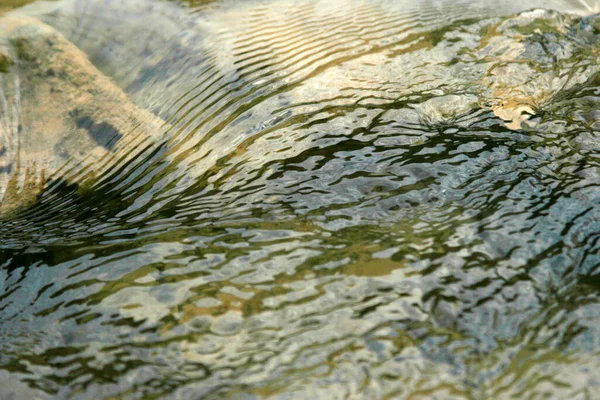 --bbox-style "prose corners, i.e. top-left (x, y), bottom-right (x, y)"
top-left (0, 15), bottom-right (164, 214)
